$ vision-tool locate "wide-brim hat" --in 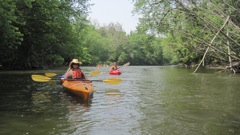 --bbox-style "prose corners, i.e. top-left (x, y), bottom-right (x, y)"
top-left (69, 59), bottom-right (82, 67)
